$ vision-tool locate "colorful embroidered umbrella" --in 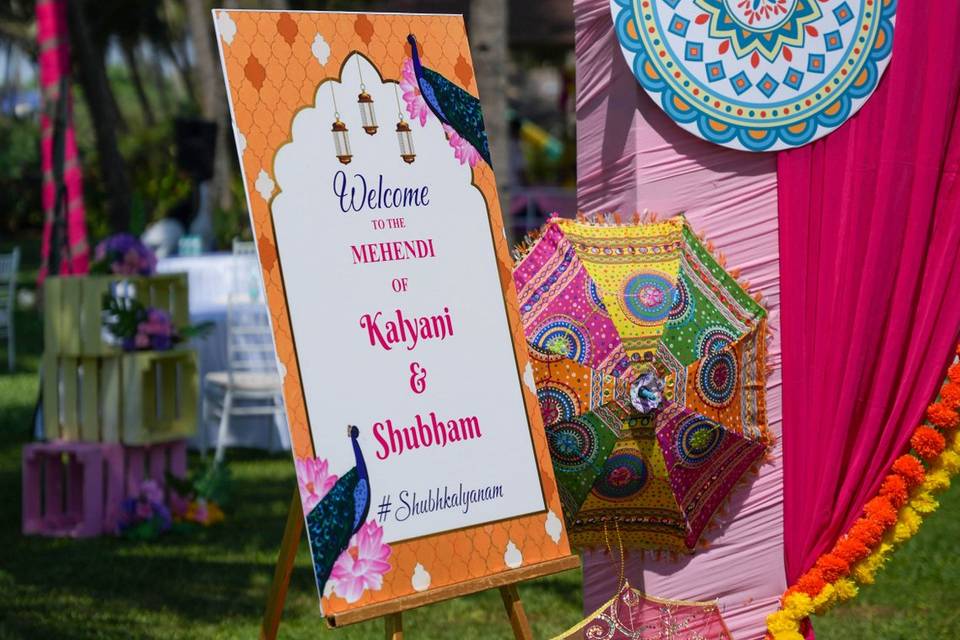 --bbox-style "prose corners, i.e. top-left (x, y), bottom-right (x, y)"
top-left (513, 216), bottom-right (768, 552)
